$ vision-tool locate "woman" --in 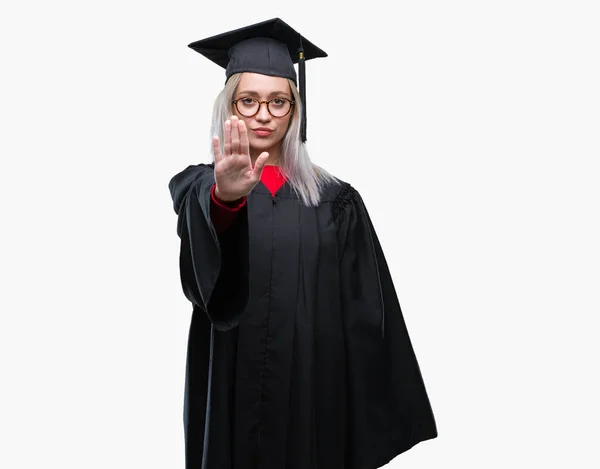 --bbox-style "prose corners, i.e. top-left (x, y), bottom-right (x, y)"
top-left (168, 18), bottom-right (437, 469)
